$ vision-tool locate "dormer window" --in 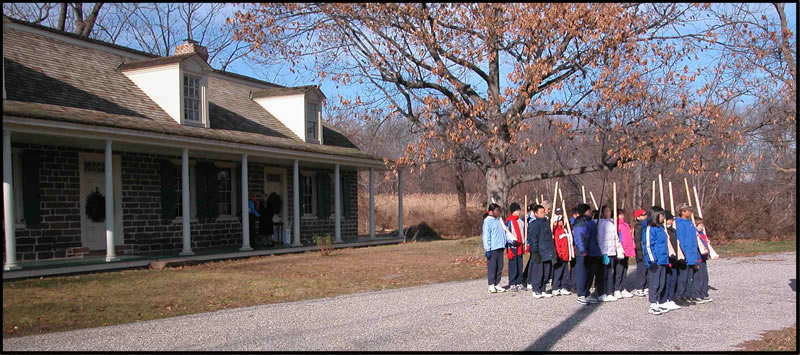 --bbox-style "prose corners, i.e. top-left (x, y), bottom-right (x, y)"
top-left (306, 102), bottom-right (319, 142)
top-left (183, 74), bottom-right (202, 122)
